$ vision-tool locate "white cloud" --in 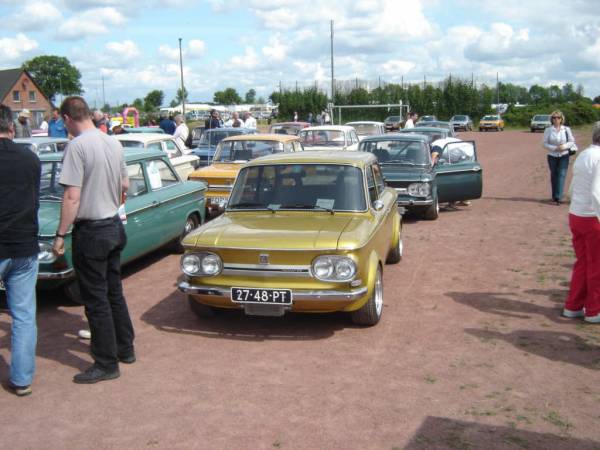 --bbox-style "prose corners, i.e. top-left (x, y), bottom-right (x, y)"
top-left (56, 7), bottom-right (126, 39)
top-left (380, 60), bottom-right (416, 77)
top-left (226, 47), bottom-right (260, 70)
top-left (8, 2), bottom-right (62, 31)
top-left (262, 36), bottom-right (287, 62)
top-left (187, 40), bottom-right (206, 58)
top-left (580, 37), bottom-right (600, 69)
top-left (158, 44), bottom-right (180, 61)
top-left (105, 40), bottom-right (141, 60)
top-left (0, 34), bottom-right (38, 63)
